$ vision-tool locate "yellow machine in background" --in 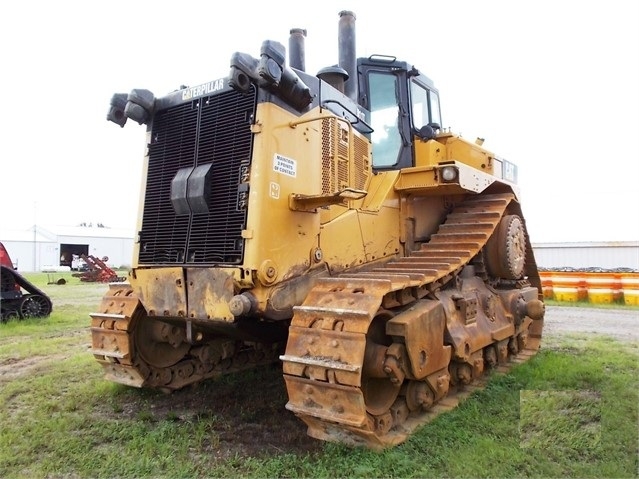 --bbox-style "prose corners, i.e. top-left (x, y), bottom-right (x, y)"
top-left (94, 11), bottom-right (544, 448)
